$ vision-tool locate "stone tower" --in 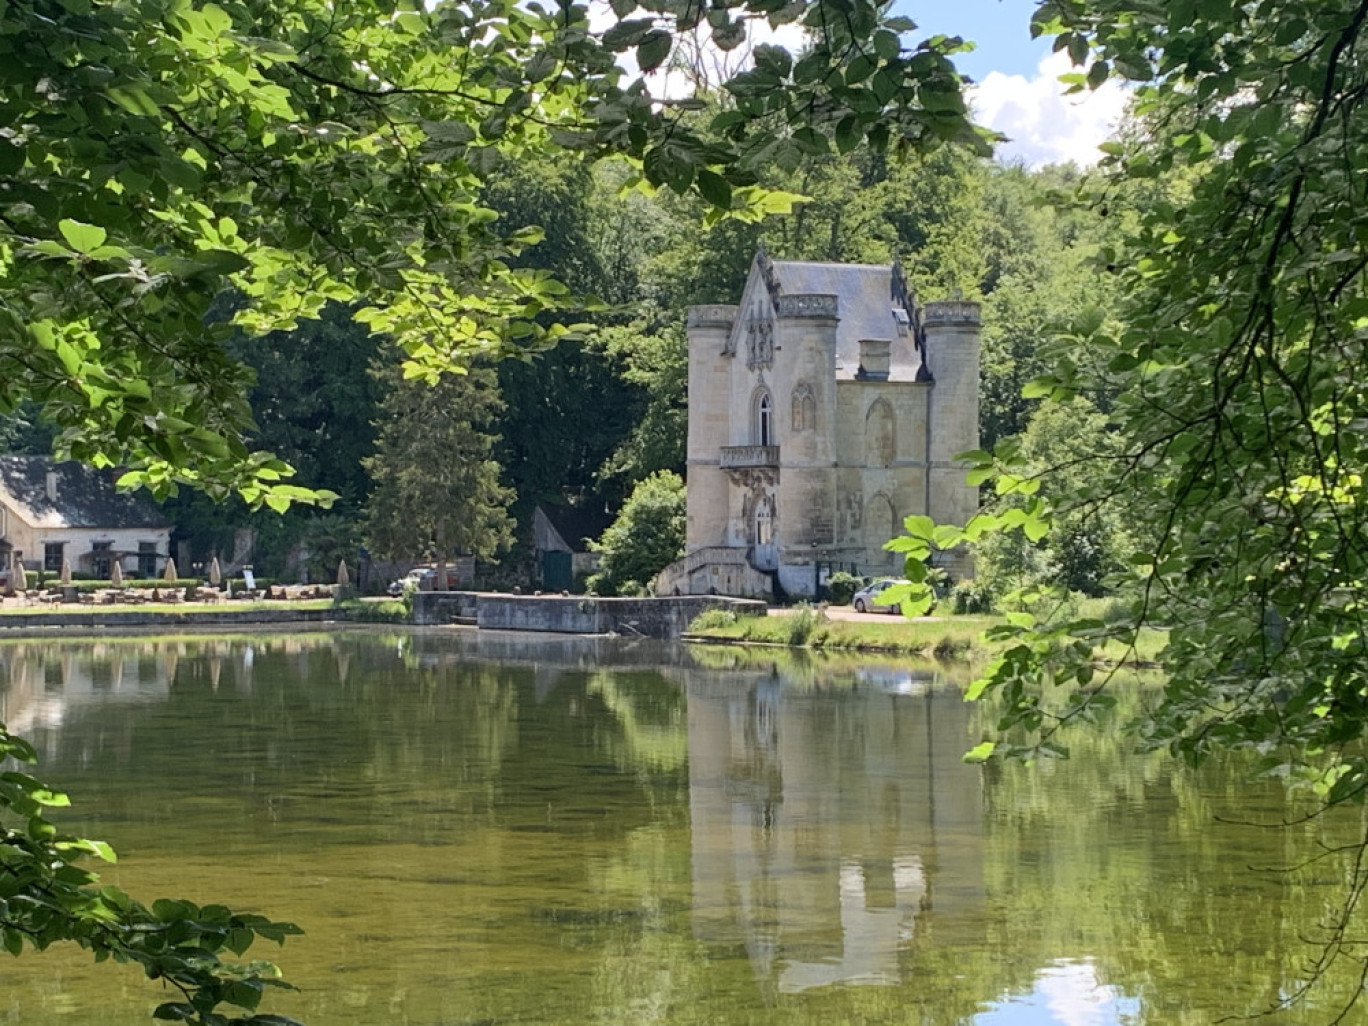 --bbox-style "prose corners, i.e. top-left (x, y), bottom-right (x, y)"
top-left (922, 300), bottom-right (981, 534)
top-left (684, 304), bottom-right (737, 552)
